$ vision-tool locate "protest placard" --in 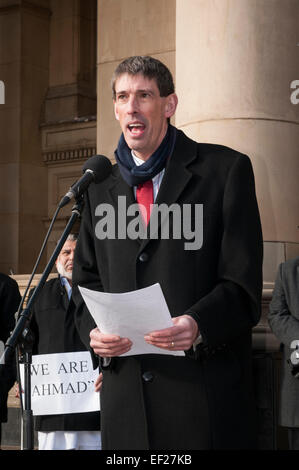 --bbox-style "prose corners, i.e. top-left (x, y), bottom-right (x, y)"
top-left (20, 351), bottom-right (100, 415)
